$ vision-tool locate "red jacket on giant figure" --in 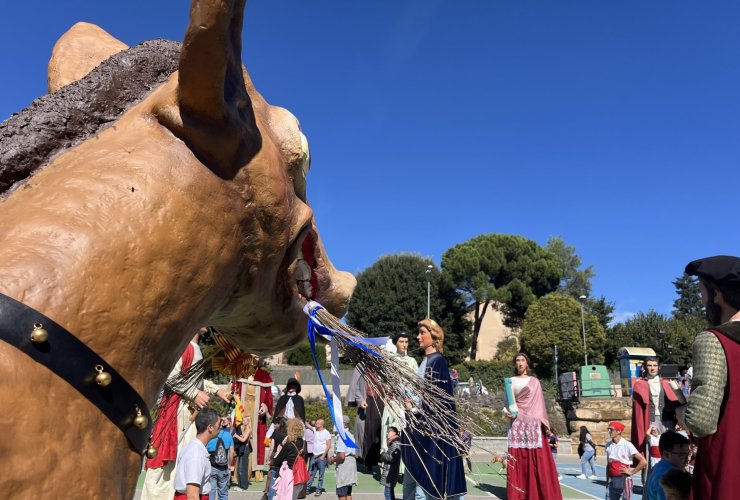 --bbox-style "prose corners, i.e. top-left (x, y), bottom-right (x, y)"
top-left (631, 359), bottom-right (680, 454)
